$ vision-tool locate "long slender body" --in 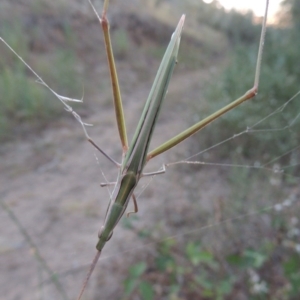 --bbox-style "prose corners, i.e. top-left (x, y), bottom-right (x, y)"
top-left (96, 15), bottom-right (185, 252)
